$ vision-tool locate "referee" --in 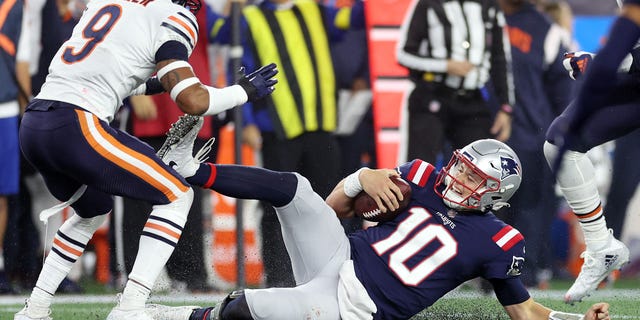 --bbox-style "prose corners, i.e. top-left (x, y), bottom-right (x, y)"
top-left (396, 0), bottom-right (515, 164)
